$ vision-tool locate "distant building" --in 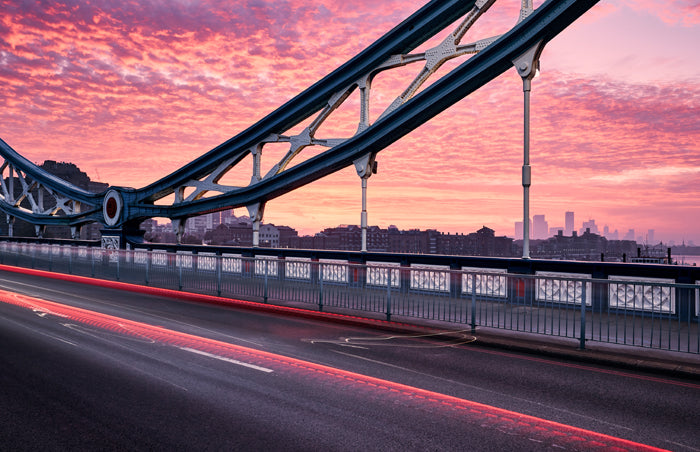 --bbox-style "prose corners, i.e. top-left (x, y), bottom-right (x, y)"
top-left (221, 209), bottom-right (233, 225)
top-left (514, 219), bottom-right (532, 241)
top-left (258, 224), bottom-right (299, 248)
top-left (533, 215), bottom-right (549, 240)
top-left (565, 211), bottom-right (574, 236)
top-left (549, 226), bottom-right (564, 236)
top-left (204, 222), bottom-right (254, 246)
top-left (287, 224), bottom-right (514, 256)
top-left (206, 212), bottom-right (221, 231)
top-left (580, 219), bottom-right (599, 236)
top-left (533, 229), bottom-right (636, 261)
